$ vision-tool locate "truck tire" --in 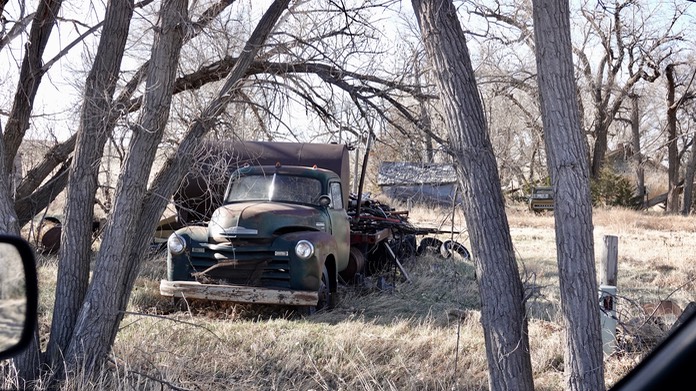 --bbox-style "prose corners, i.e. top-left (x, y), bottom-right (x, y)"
top-left (440, 240), bottom-right (471, 260)
top-left (416, 237), bottom-right (443, 256)
top-left (316, 265), bottom-right (331, 311)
